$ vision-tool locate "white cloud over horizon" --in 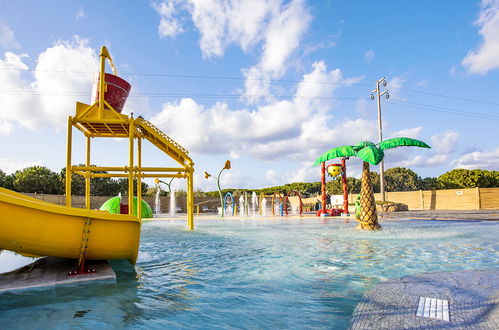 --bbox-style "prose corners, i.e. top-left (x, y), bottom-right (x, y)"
top-left (453, 147), bottom-right (499, 170)
top-left (0, 158), bottom-right (43, 174)
top-left (150, 61), bottom-right (378, 163)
